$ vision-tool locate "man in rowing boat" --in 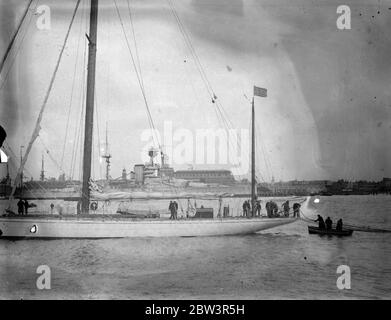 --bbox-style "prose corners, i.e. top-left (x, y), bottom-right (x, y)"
top-left (314, 215), bottom-right (326, 229)
top-left (325, 217), bottom-right (333, 230)
top-left (336, 219), bottom-right (343, 231)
